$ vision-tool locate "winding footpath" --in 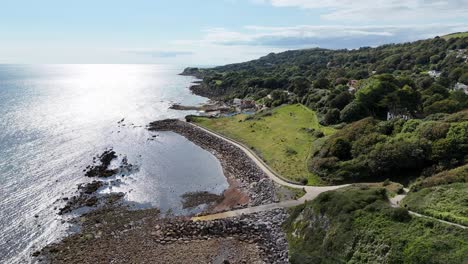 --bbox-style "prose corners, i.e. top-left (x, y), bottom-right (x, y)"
top-left (189, 122), bottom-right (349, 221)
top-left (187, 122), bottom-right (467, 229)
